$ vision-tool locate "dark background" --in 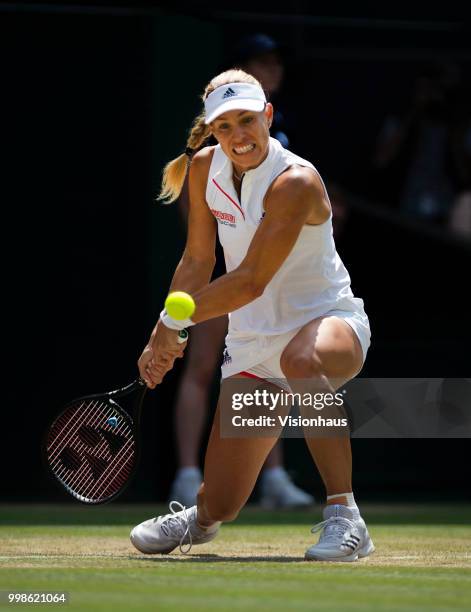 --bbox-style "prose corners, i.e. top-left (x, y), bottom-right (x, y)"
top-left (2, 1), bottom-right (470, 503)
